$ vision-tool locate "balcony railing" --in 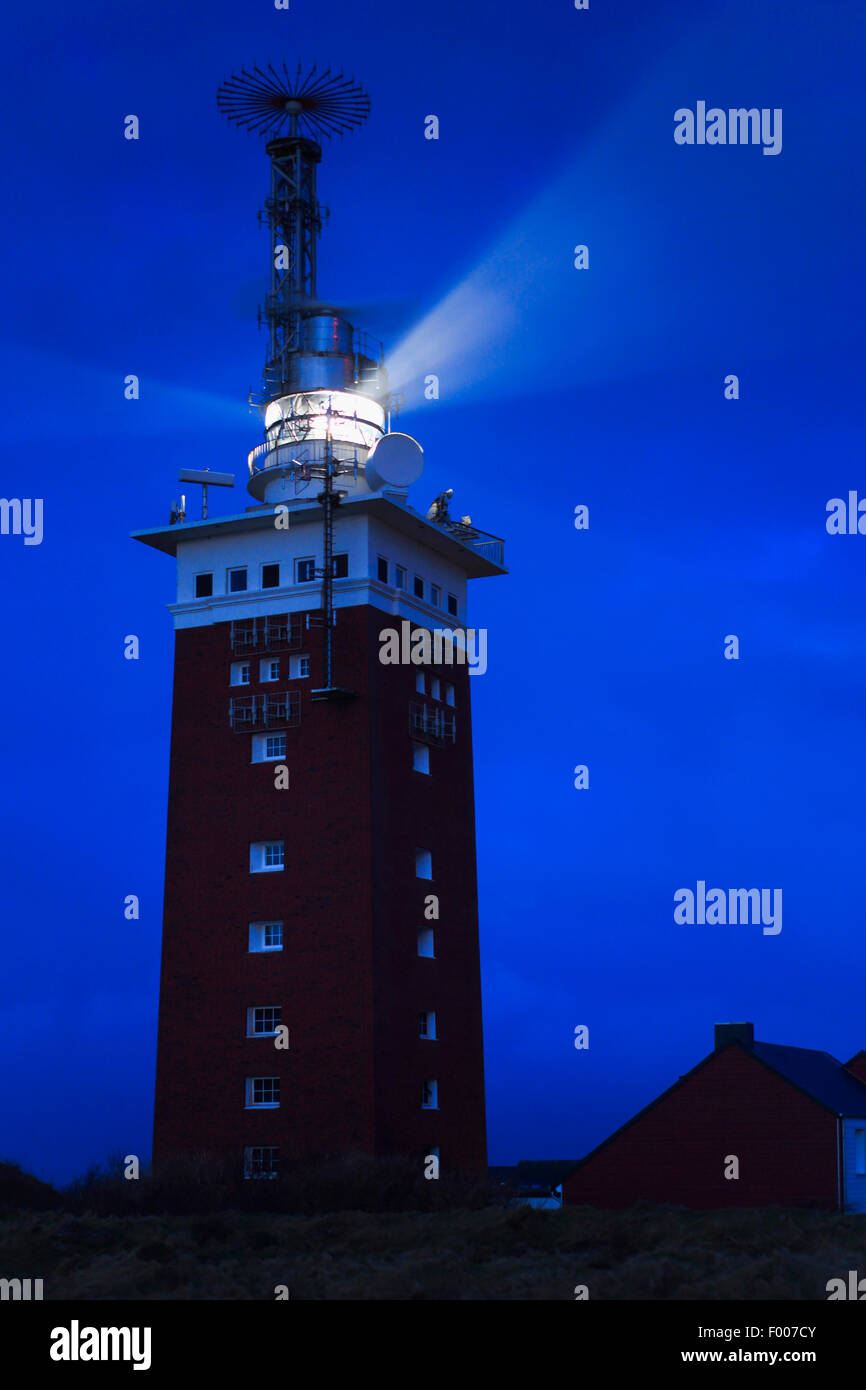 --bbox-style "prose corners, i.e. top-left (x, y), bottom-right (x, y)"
top-left (409, 701), bottom-right (456, 746)
top-left (466, 535), bottom-right (505, 566)
top-left (230, 691), bottom-right (301, 732)
top-left (230, 615), bottom-right (302, 656)
top-left (434, 519), bottom-right (505, 568)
